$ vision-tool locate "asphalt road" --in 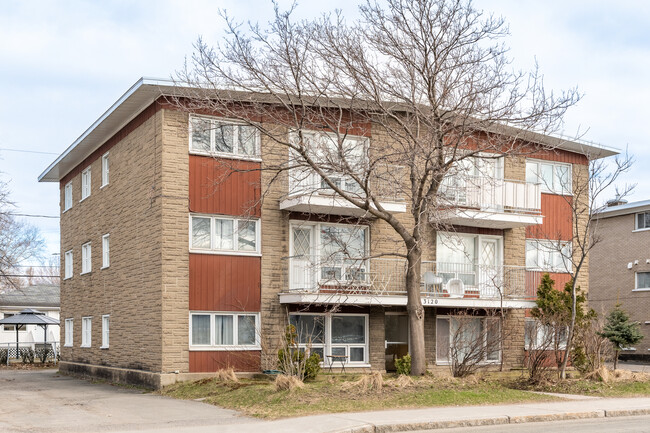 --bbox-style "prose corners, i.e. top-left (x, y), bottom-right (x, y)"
top-left (0, 368), bottom-right (256, 433)
top-left (414, 415), bottom-right (650, 433)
